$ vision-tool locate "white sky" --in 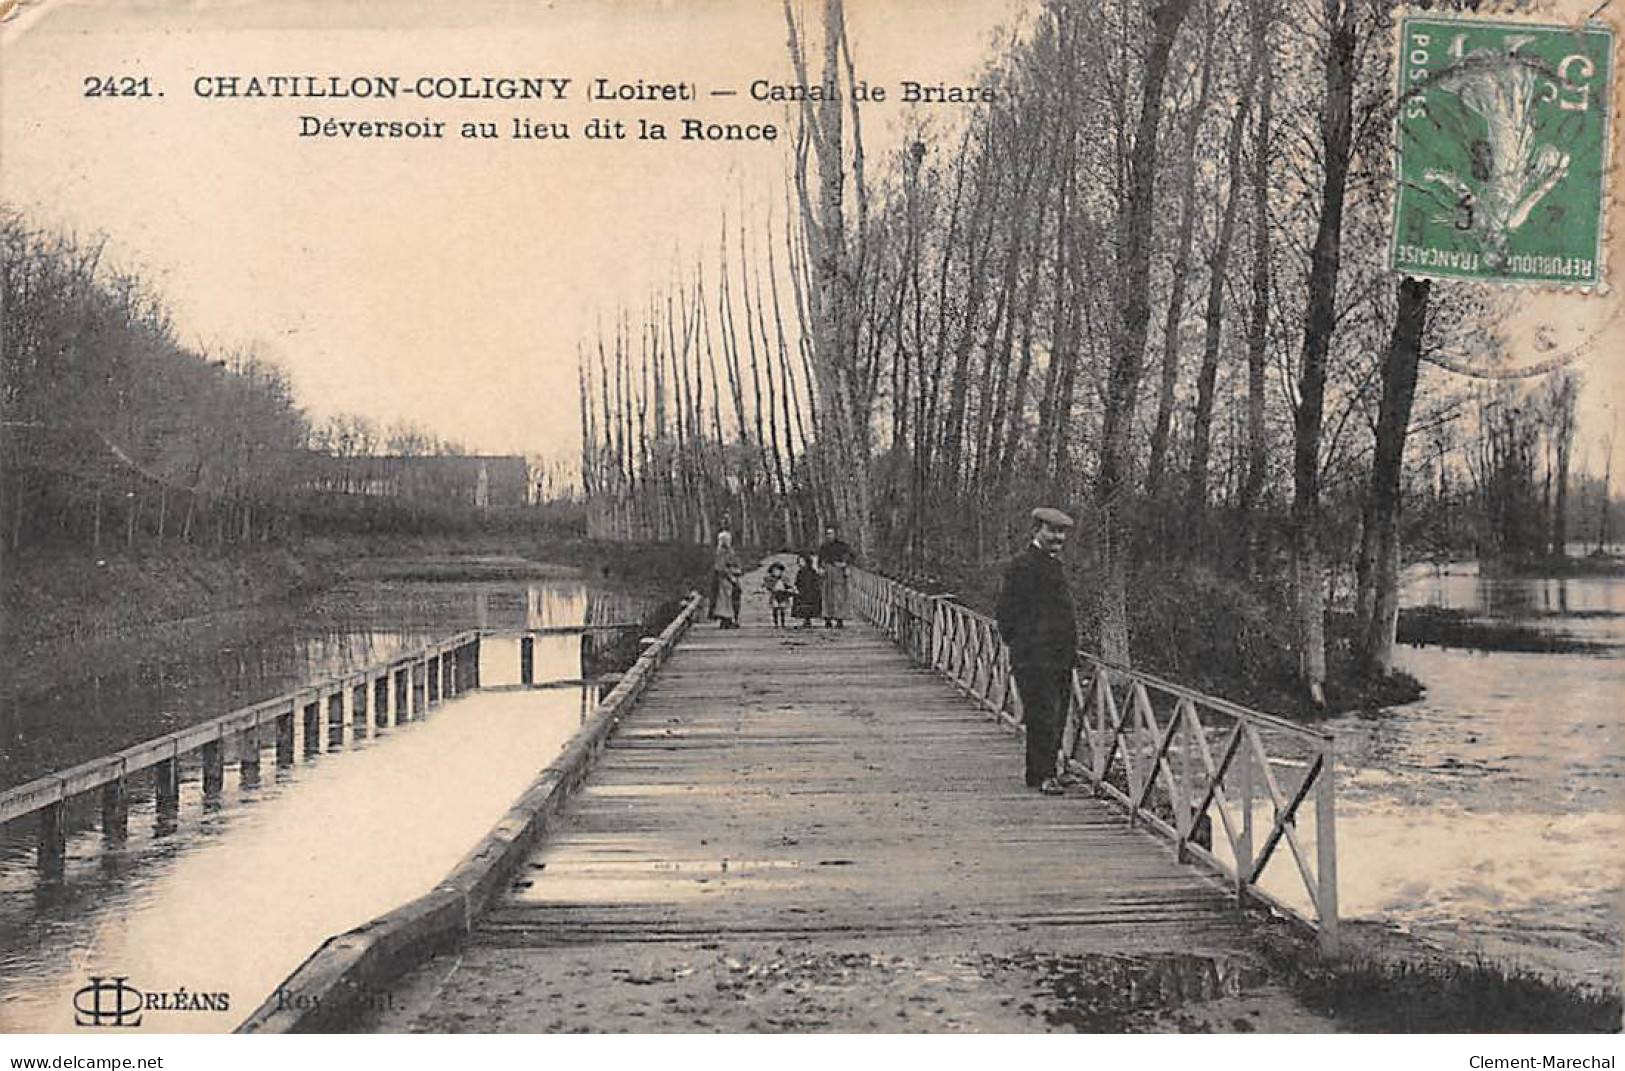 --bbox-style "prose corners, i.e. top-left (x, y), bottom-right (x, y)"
top-left (1, 0), bottom-right (1619, 472)
top-left (0, 0), bottom-right (1020, 459)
